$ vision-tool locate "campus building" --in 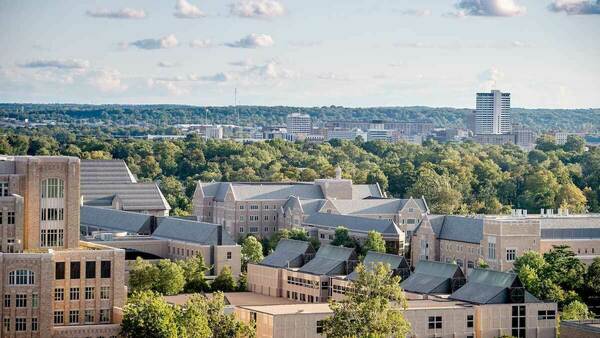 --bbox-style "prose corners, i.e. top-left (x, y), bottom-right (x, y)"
top-left (0, 156), bottom-right (125, 338)
top-left (192, 167), bottom-right (387, 239)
